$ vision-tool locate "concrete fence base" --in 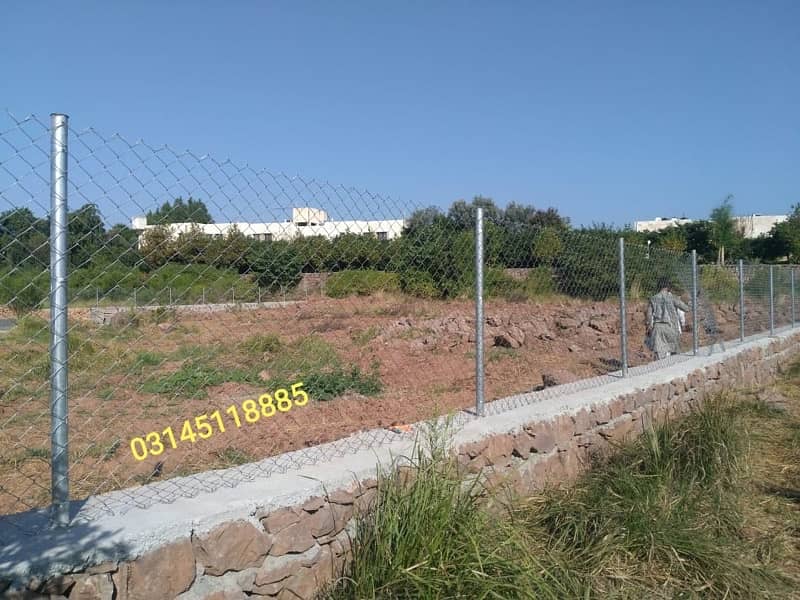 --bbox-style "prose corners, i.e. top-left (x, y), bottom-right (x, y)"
top-left (2, 330), bottom-right (799, 599)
